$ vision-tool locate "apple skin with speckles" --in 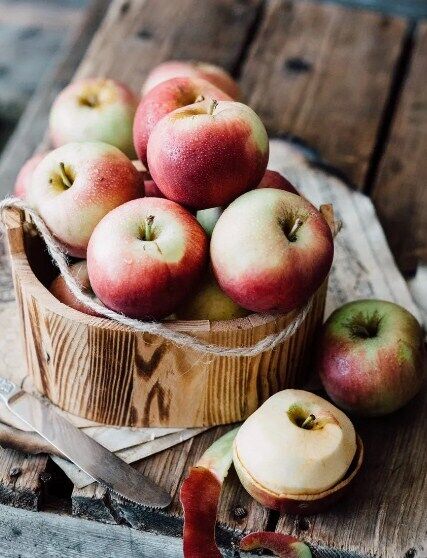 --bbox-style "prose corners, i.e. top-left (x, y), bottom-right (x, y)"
top-left (147, 99), bottom-right (269, 209)
top-left (26, 142), bottom-right (144, 258)
top-left (142, 60), bottom-right (240, 99)
top-left (316, 299), bottom-right (425, 416)
top-left (257, 169), bottom-right (299, 195)
top-left (133, 76), bottom-right (230, 166)
top-left (211, 189), bottom-right (333, 313)
top-left (87, 197), bottom-right (208, 320)
top-left (14, 152), bottom-right (49, 199)
top-left (49, 78), bottom-right (138, 158)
